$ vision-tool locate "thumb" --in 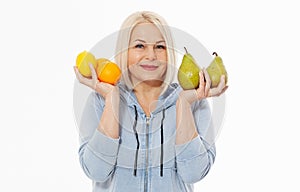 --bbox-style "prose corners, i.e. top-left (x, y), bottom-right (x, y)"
top-left (89, 63), bottom-right (97, 79)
